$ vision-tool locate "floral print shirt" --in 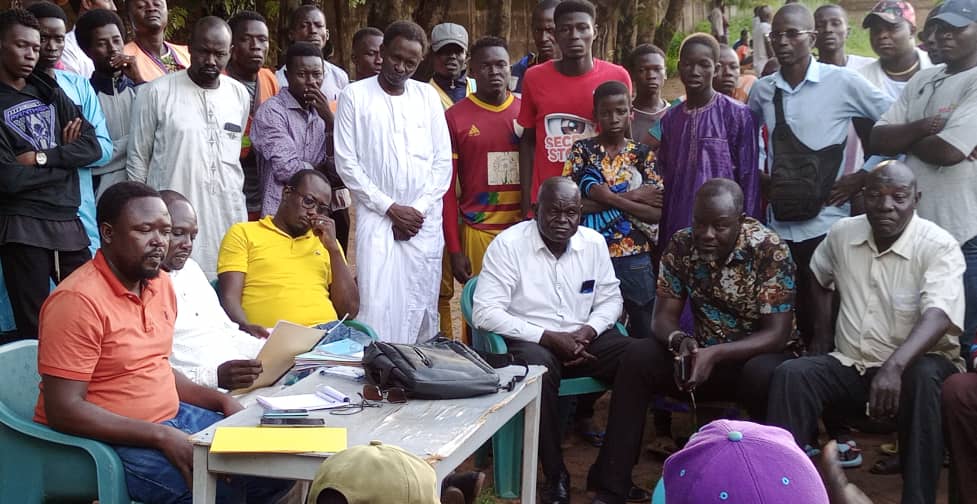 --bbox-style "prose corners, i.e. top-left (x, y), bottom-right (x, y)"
top-left (563, 138), bottom-right (663, 257)
top-left (658, 217), bottom-right (797, 346)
